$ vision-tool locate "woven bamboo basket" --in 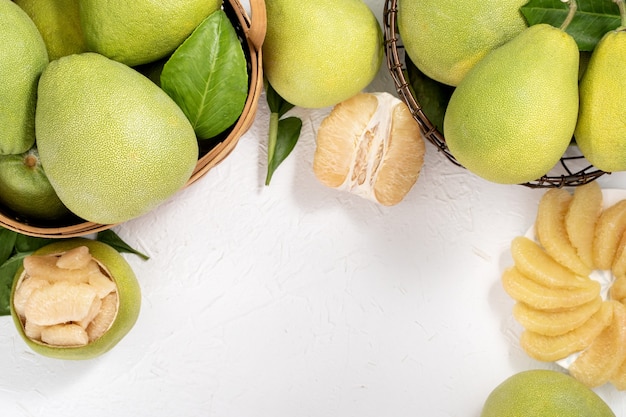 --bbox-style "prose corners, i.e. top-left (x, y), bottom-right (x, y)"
top-left (383, 0), bottom-right (607, 189)
top-left (0, 0), bottom-right (266, 238)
